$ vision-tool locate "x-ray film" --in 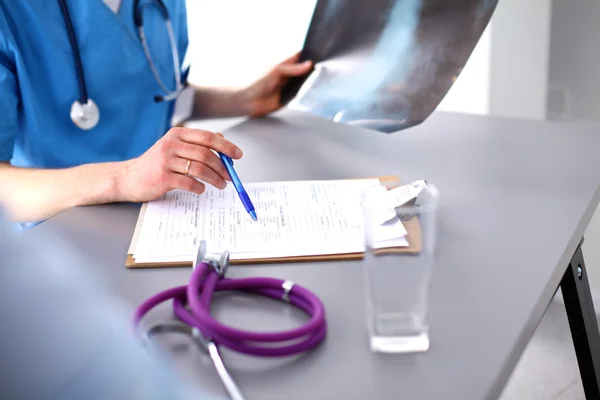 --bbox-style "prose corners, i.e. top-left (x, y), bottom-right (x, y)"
top-left (281, 0), bottom-right (498, 133)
